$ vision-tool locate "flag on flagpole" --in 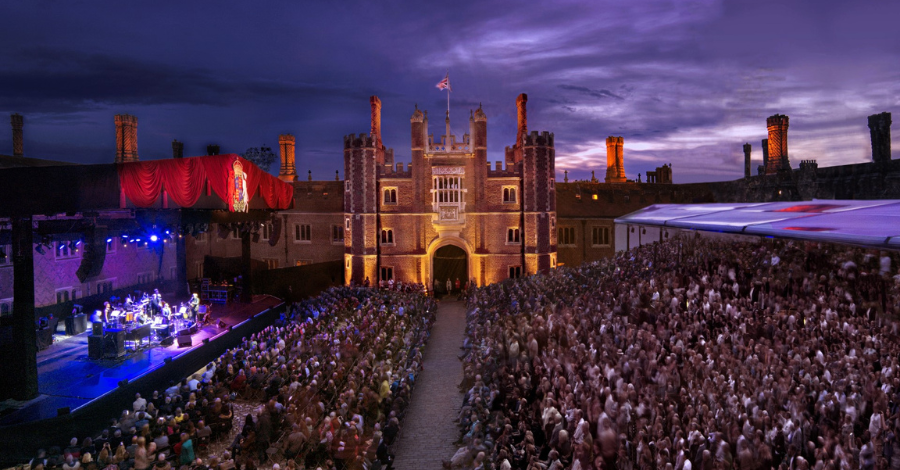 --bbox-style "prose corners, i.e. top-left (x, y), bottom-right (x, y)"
top-left (436, 73), bottom-right (451, 91)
